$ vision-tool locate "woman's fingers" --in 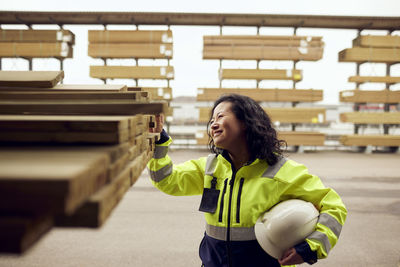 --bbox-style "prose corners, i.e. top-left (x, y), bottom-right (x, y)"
top-left (278, 248), bottom-right (304, 266)
top-left (154, 114), bottom-right (164, 133)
